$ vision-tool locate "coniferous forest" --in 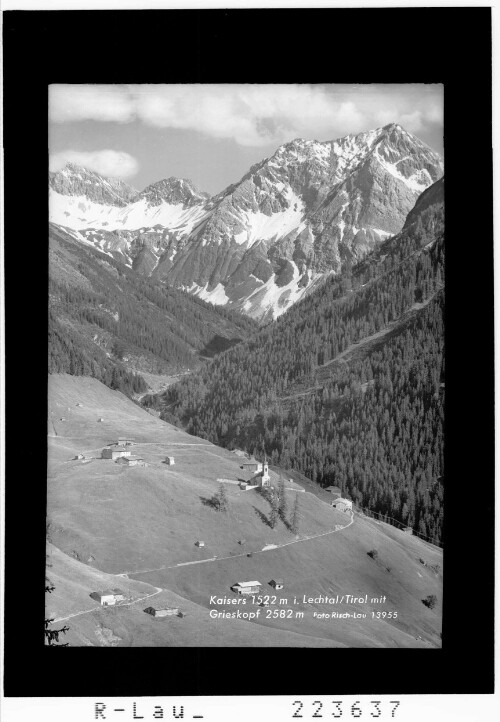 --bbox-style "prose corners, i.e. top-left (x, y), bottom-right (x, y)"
top-left (155, 194), bottom-right (445, 542)
top-left (48, 223), bottom-right (257, 396)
